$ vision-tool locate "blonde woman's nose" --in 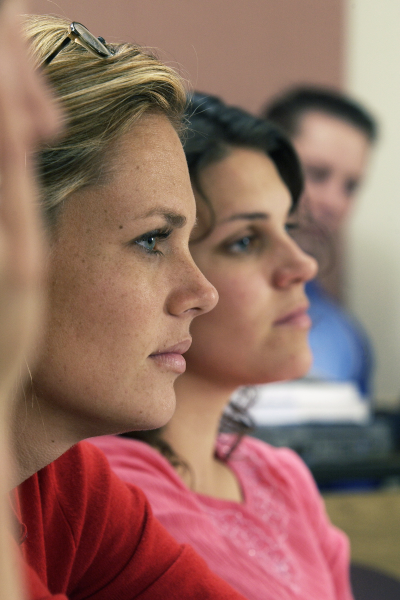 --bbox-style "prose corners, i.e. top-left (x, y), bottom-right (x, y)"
top-left (167, 257), bottom-right (218, 317)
